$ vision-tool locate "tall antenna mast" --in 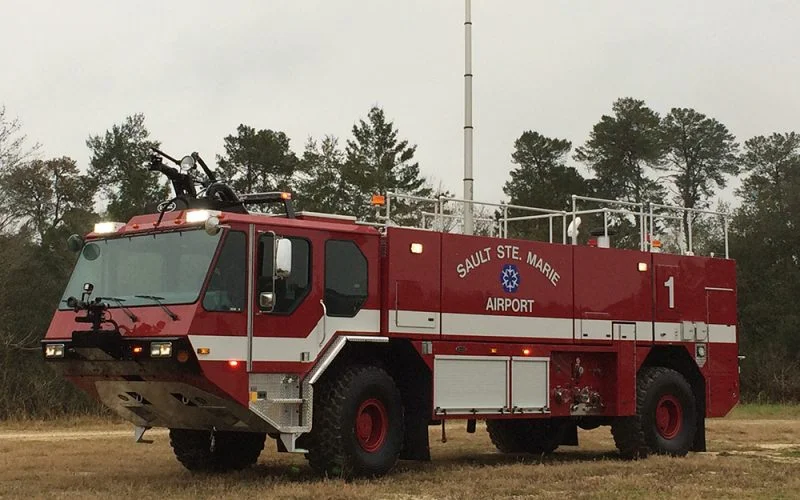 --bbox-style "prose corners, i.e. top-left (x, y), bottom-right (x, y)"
top-left (463, 0), bottom-right (475, 235)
